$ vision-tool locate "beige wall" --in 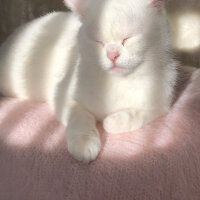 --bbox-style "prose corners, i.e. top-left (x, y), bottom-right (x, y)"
top-left (166, 0), bottom-right (200, 67)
